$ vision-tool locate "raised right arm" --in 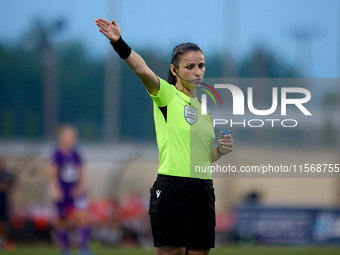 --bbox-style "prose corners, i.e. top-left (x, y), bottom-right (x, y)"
top-left (95, 18), bottom-right (159, 96)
